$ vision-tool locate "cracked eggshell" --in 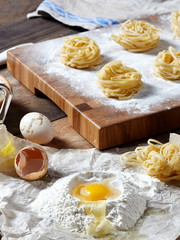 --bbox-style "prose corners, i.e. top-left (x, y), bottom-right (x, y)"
top-left (20, 112), bottom-right (54, 144)
top-left (14, 145), bottom-right (48, 181)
